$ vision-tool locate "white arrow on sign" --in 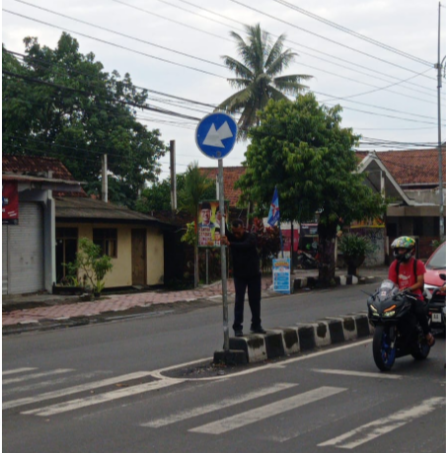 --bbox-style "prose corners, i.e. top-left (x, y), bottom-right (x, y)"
top-left (202, 121), bottom-right (233, 148)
